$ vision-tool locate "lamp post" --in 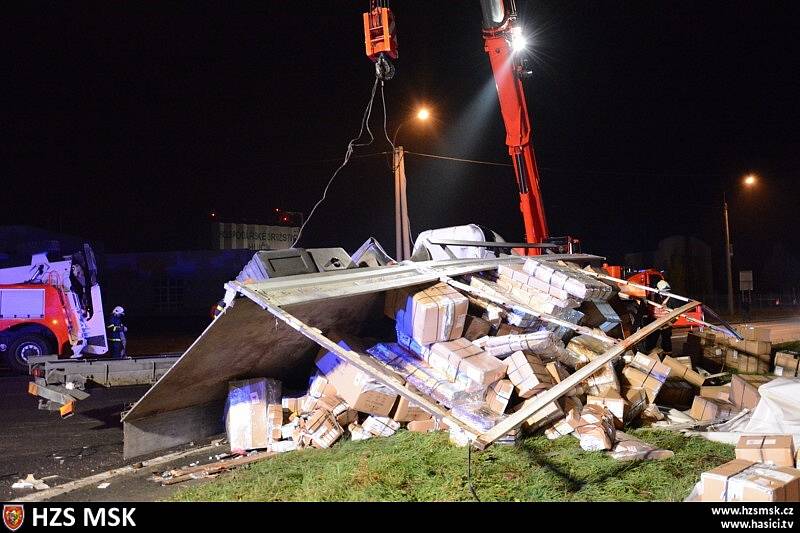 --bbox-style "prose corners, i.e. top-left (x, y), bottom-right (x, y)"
top-left (723, 174), bottom-right (758, 315)
top-left (392, 107), bottom-right (431, 261)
